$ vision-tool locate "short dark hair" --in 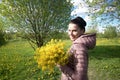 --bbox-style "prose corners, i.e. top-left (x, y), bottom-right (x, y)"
top-left (70, 16), bottom-right (86, 32)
